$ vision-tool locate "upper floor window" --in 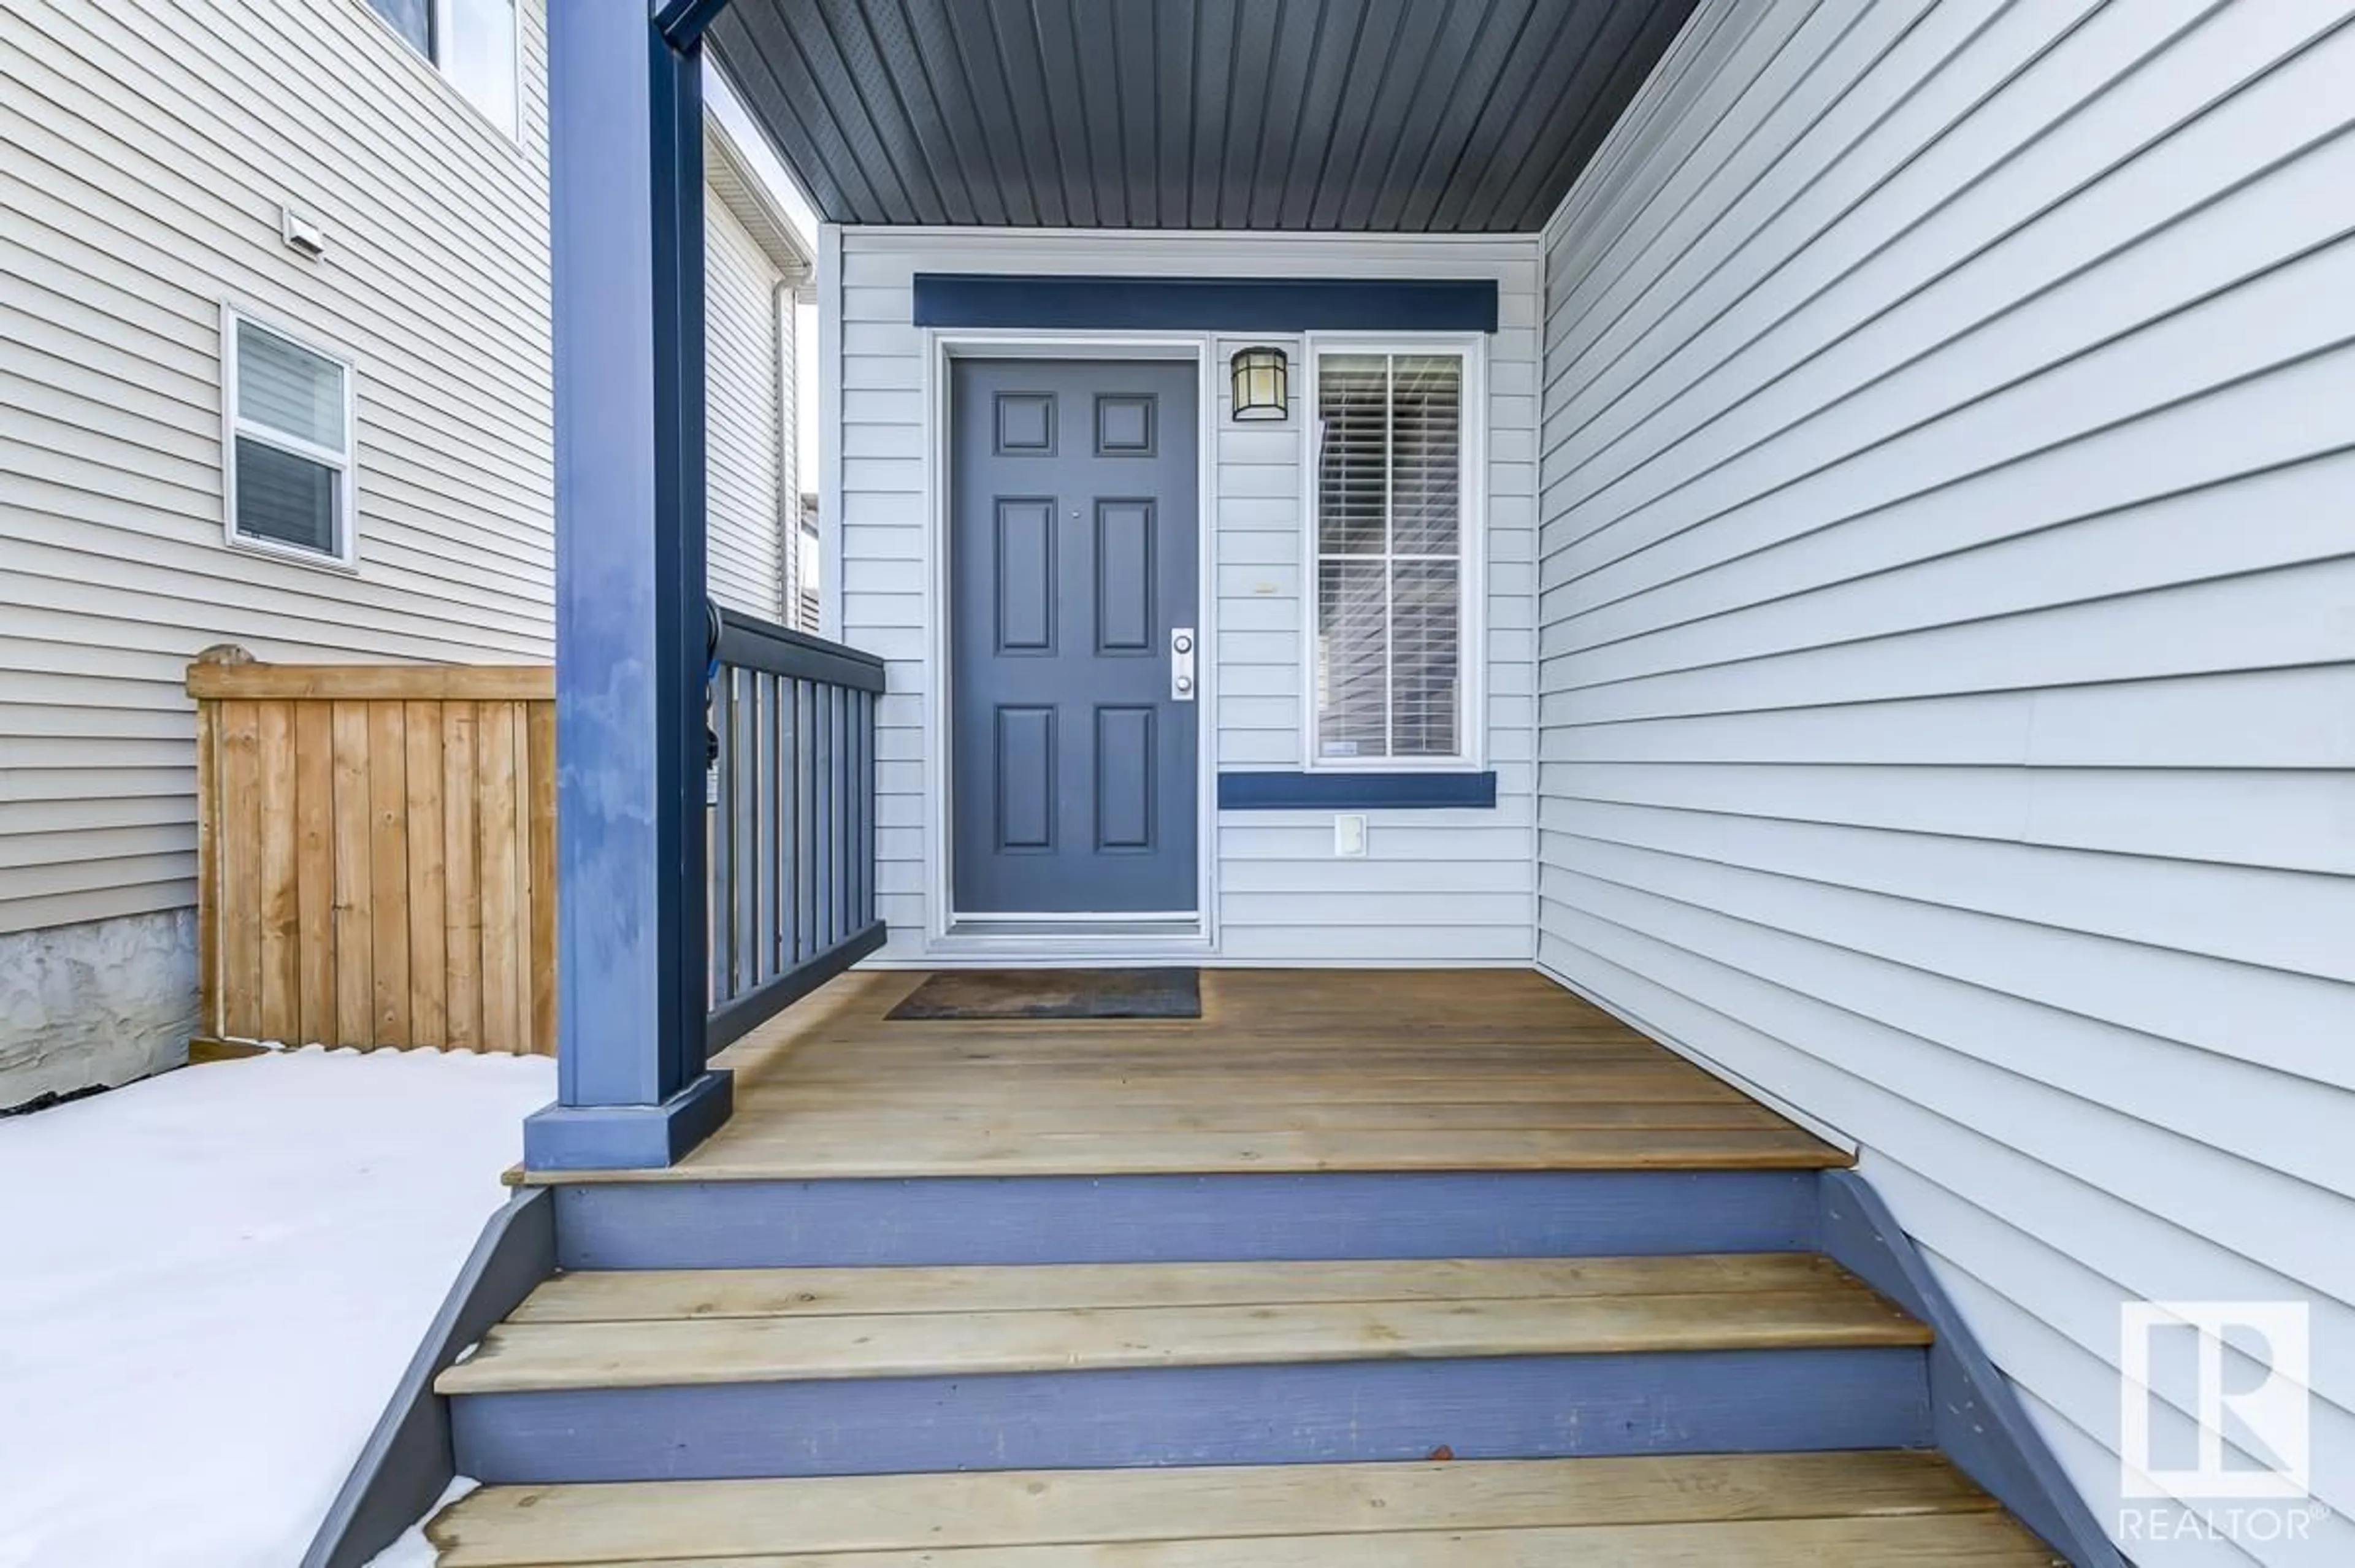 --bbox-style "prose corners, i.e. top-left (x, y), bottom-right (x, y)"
top-left (365, 0), bottom-right (519, 138)
top-left (1309, 343), bottom-right (1481, 766)
top-left (223, 311), bottom-right (357, 567)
